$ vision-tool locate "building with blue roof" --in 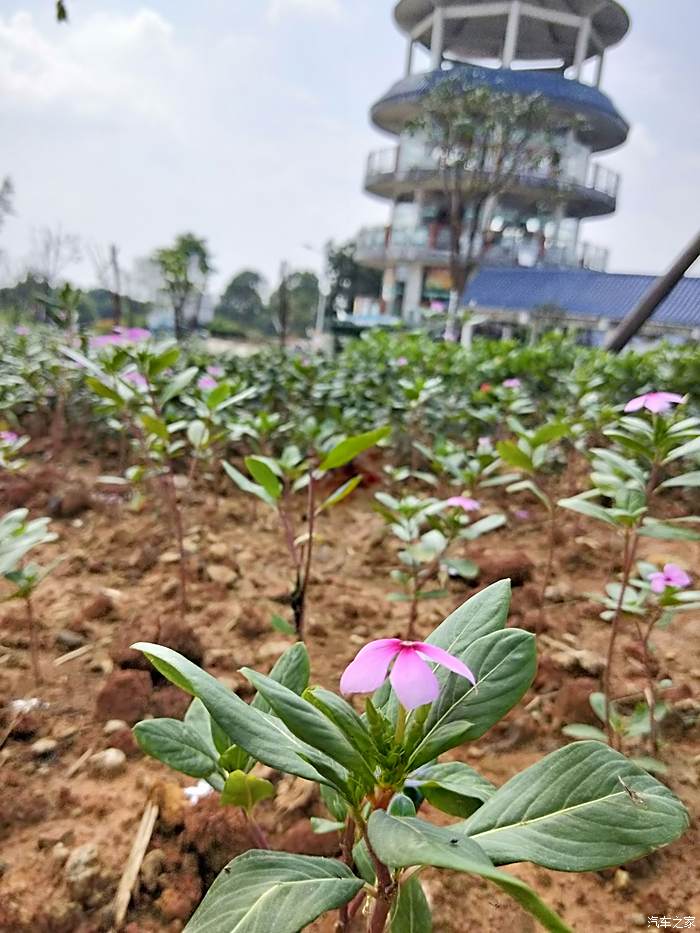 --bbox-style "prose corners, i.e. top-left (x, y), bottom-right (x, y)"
top-left (353, 1), bottom-right (697, 338)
